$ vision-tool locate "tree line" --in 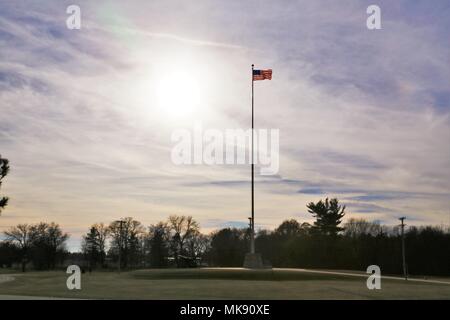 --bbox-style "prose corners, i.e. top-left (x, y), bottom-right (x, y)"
top-left (1, 222), bottom-right (68, 271)
top-left (1, 198), bottom-right (449, 276)
top-left (208, 199), bottom-right (450, 276)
